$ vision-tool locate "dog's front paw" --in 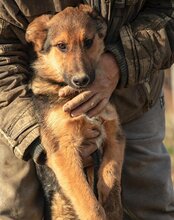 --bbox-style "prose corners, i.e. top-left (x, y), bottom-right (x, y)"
top-left (97, 178), bottom-right (110, 205)
top-left (89, 204), bottom-right (106, 220)
top-left (83, 119), bottom-right (101, 139)
top-left (81, 117), bottom-right (105, 148)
